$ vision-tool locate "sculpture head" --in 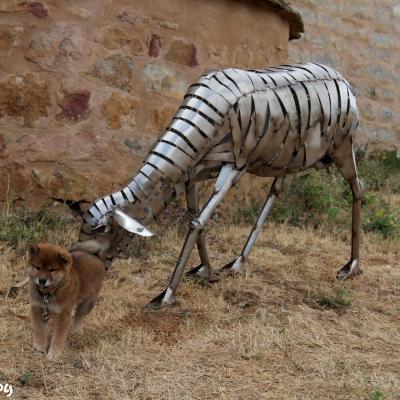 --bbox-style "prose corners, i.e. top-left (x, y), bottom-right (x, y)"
top-left (70, 208), bottom-right (154, 267)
